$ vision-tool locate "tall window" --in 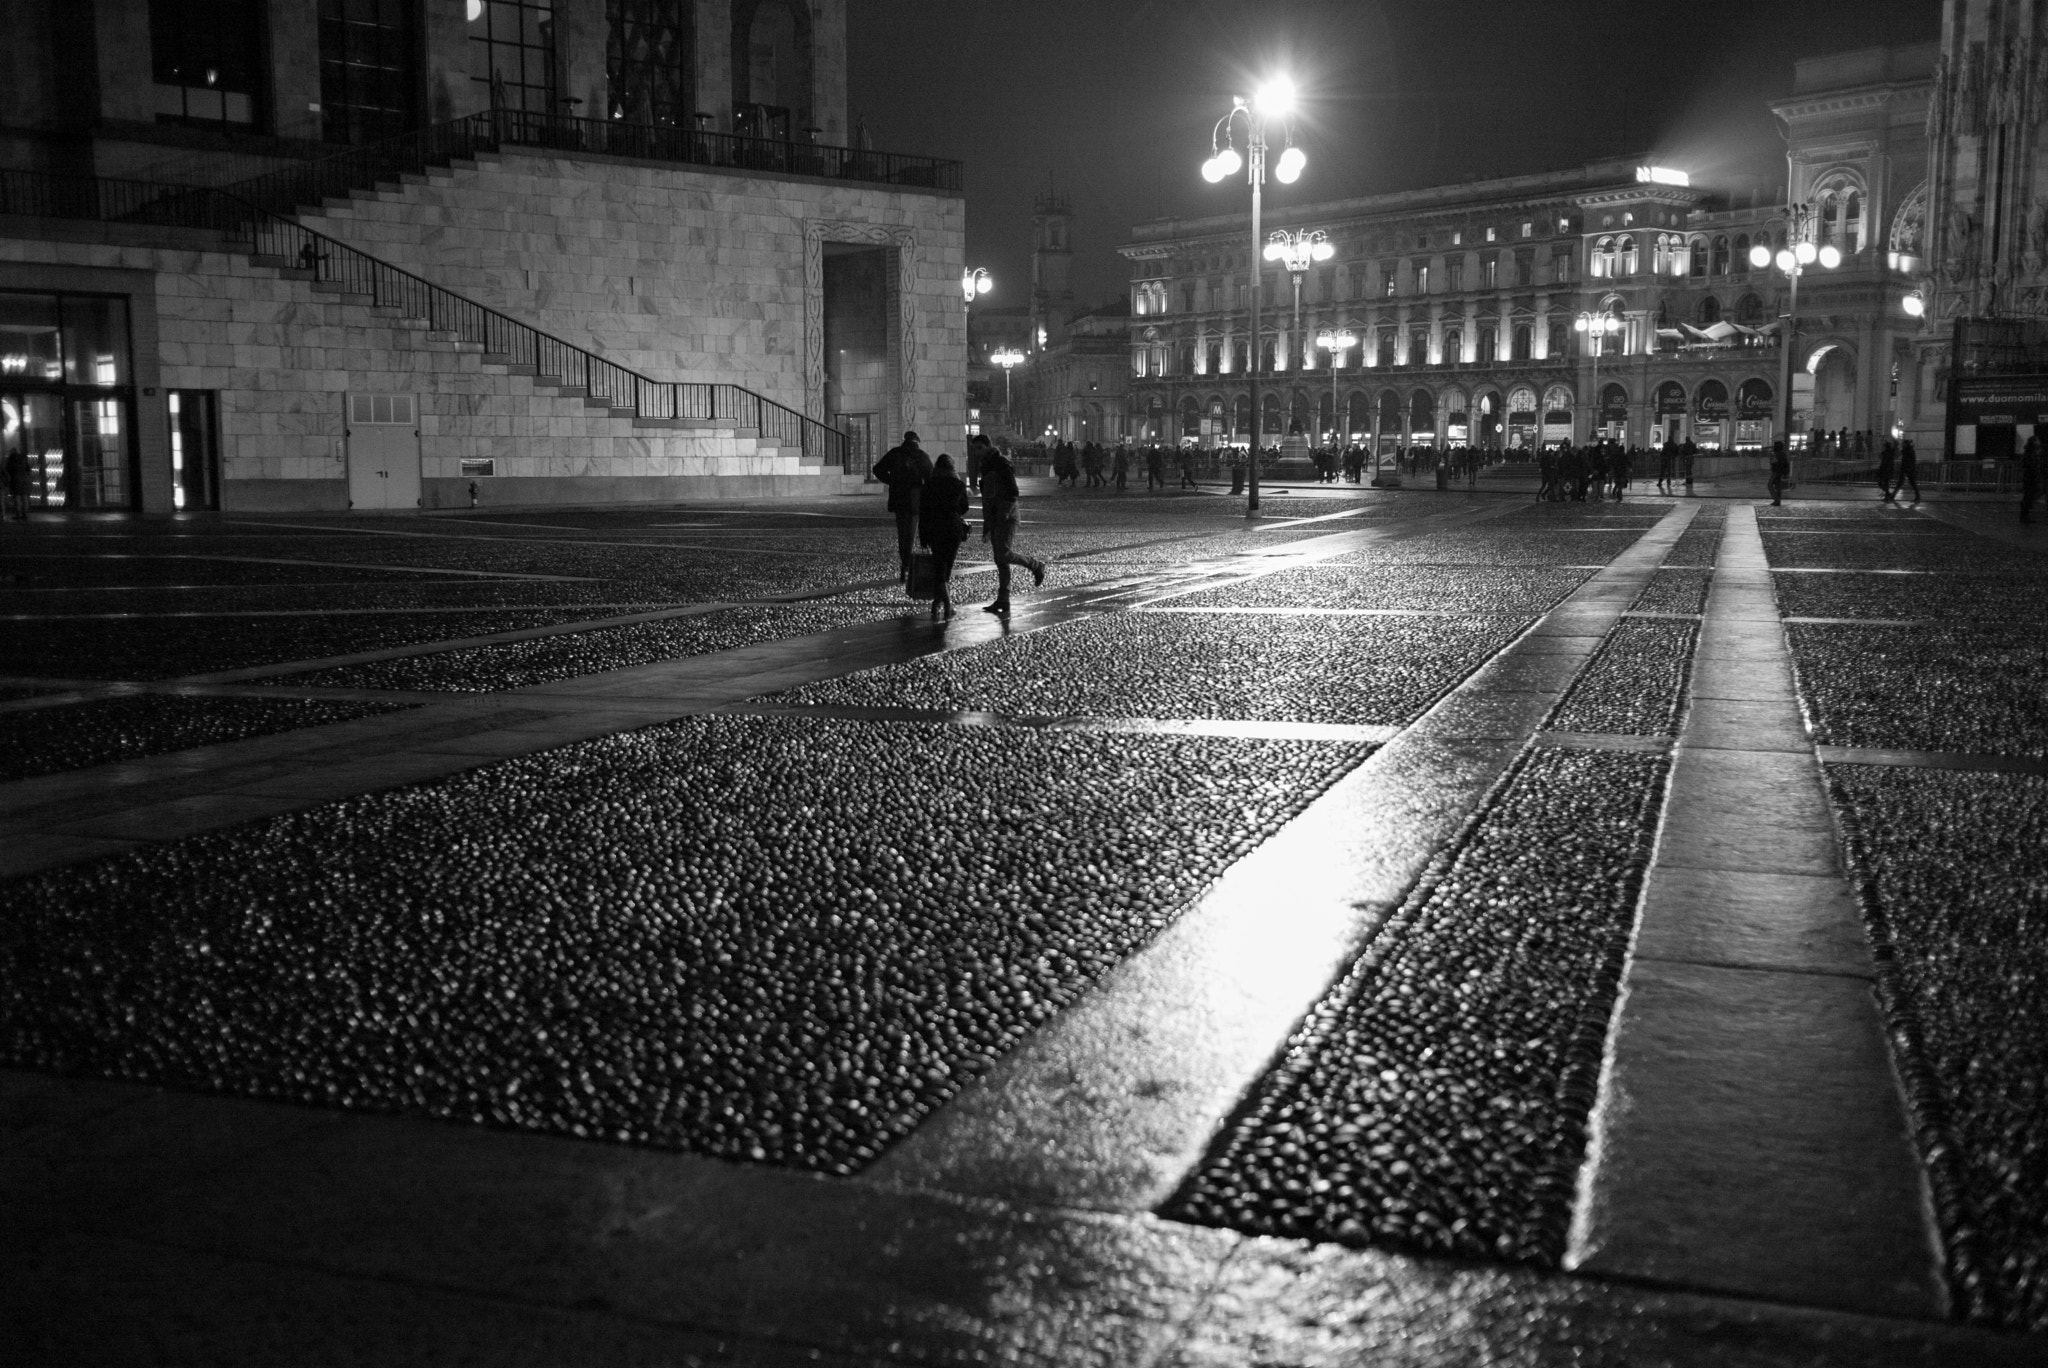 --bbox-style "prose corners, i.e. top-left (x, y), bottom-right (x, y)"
top-left (1512, 325), bottom-right (1532, 360)
top-left (1447, 260), bottom-right (1464, 292)
top-left (608, 0), bottom-right (692, 126)
top-left (318, 0), bottom-right (418, 145)
top-left (1415, 262), bottom-right (1430, 294)
top-left (473, 0), bottom-right (558, 117)
top-left (1711, 235), bottom-right (1730, 275)
top-left (1483, 256), bottom-right (1498, 288)
top-left (1515, 252), bottom-right (1533, 286)
top-left (1551, 250), bottom-right (1572, 283)
top-left (1444, 327), bottom-right (1462, 361)
top-left (1616, 236), bottom-right (1638, 276)
top-left (1382, 267), bottom-right (1396, 298)
top-left (1478, 327), bottom-right (1497, 363)
top-left (1732, 234), bottom-right (1751, 272)
top-left (150, 0), bottom-right (267, 130)
top-left (1548, 322), bottom-right (1567, 357)
top-left (1690, 237), bottom-right (1708, 277)
top-left (733, 0), bottom-right (814, 138)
